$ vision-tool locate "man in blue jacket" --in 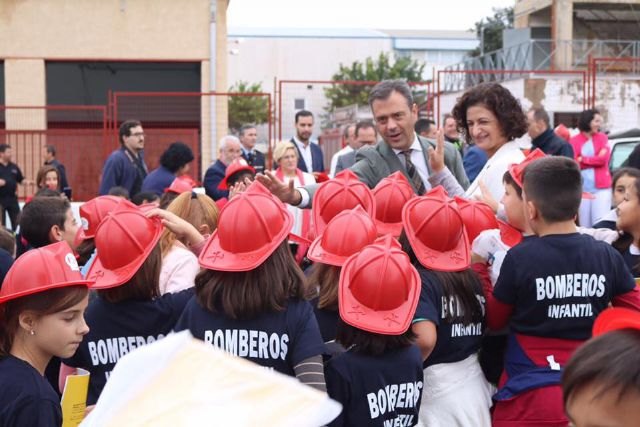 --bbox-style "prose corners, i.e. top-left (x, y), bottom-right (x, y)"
top-left (99, 120), bottom-right (149, 197)
top-left (527, 108), bottom-right (574, 158)
top-left (203, 135), bottom-right (242, 200)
